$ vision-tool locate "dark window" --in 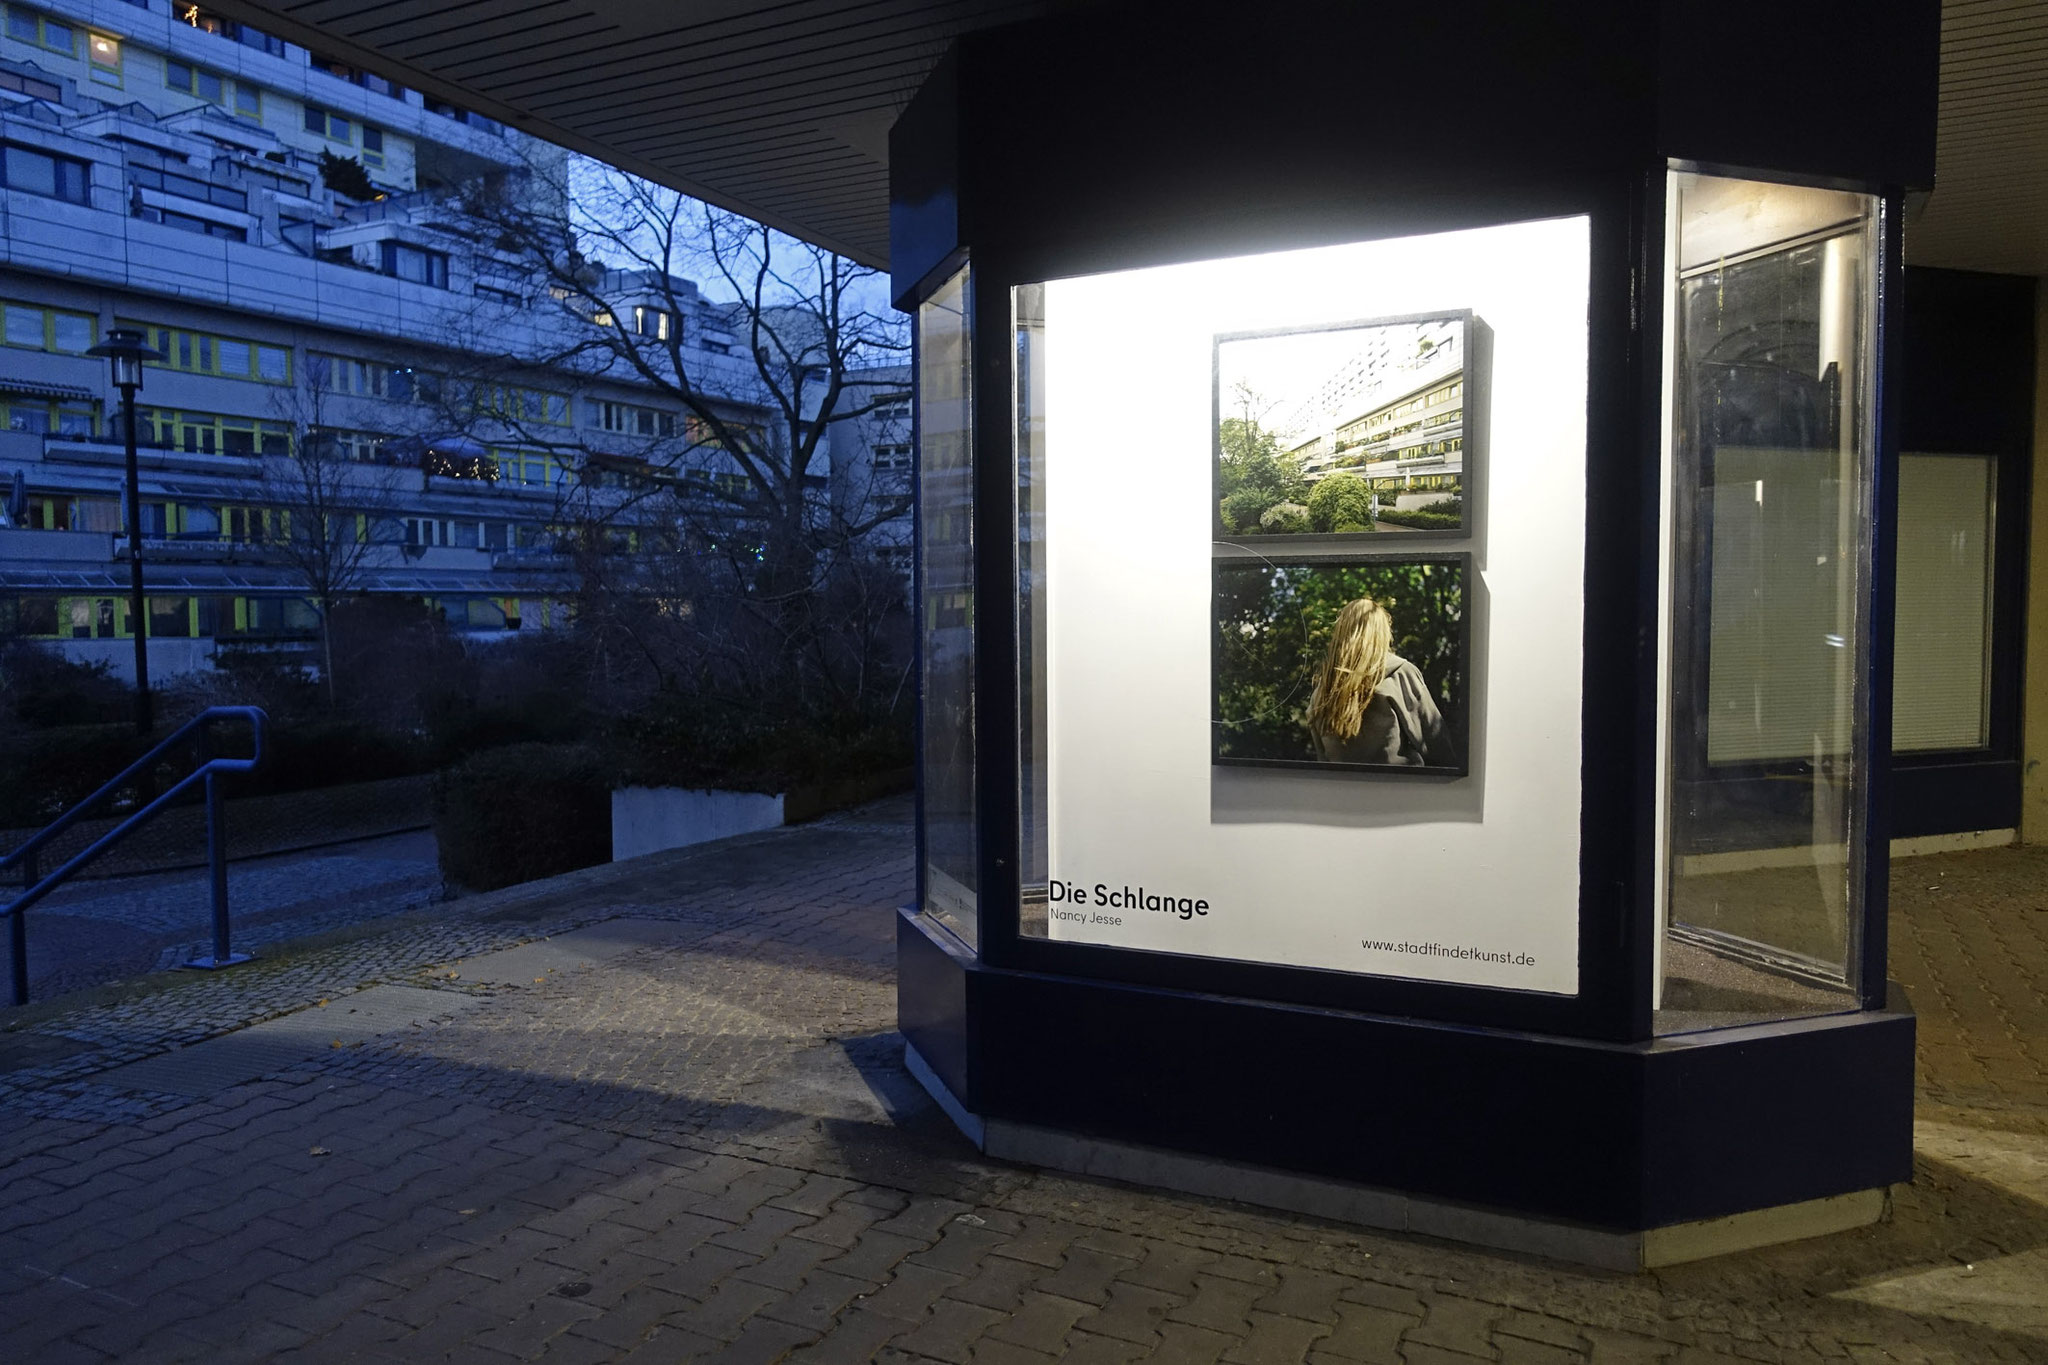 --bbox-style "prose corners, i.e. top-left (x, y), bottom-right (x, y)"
top-left (0, 70), bottom-right (61, 101)
top-left (379, 240), bottom-right (448, 288)
top-left (148, 597), bottom-right (190, 637)
top-left (1, 144), bottom-right (90, 203)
